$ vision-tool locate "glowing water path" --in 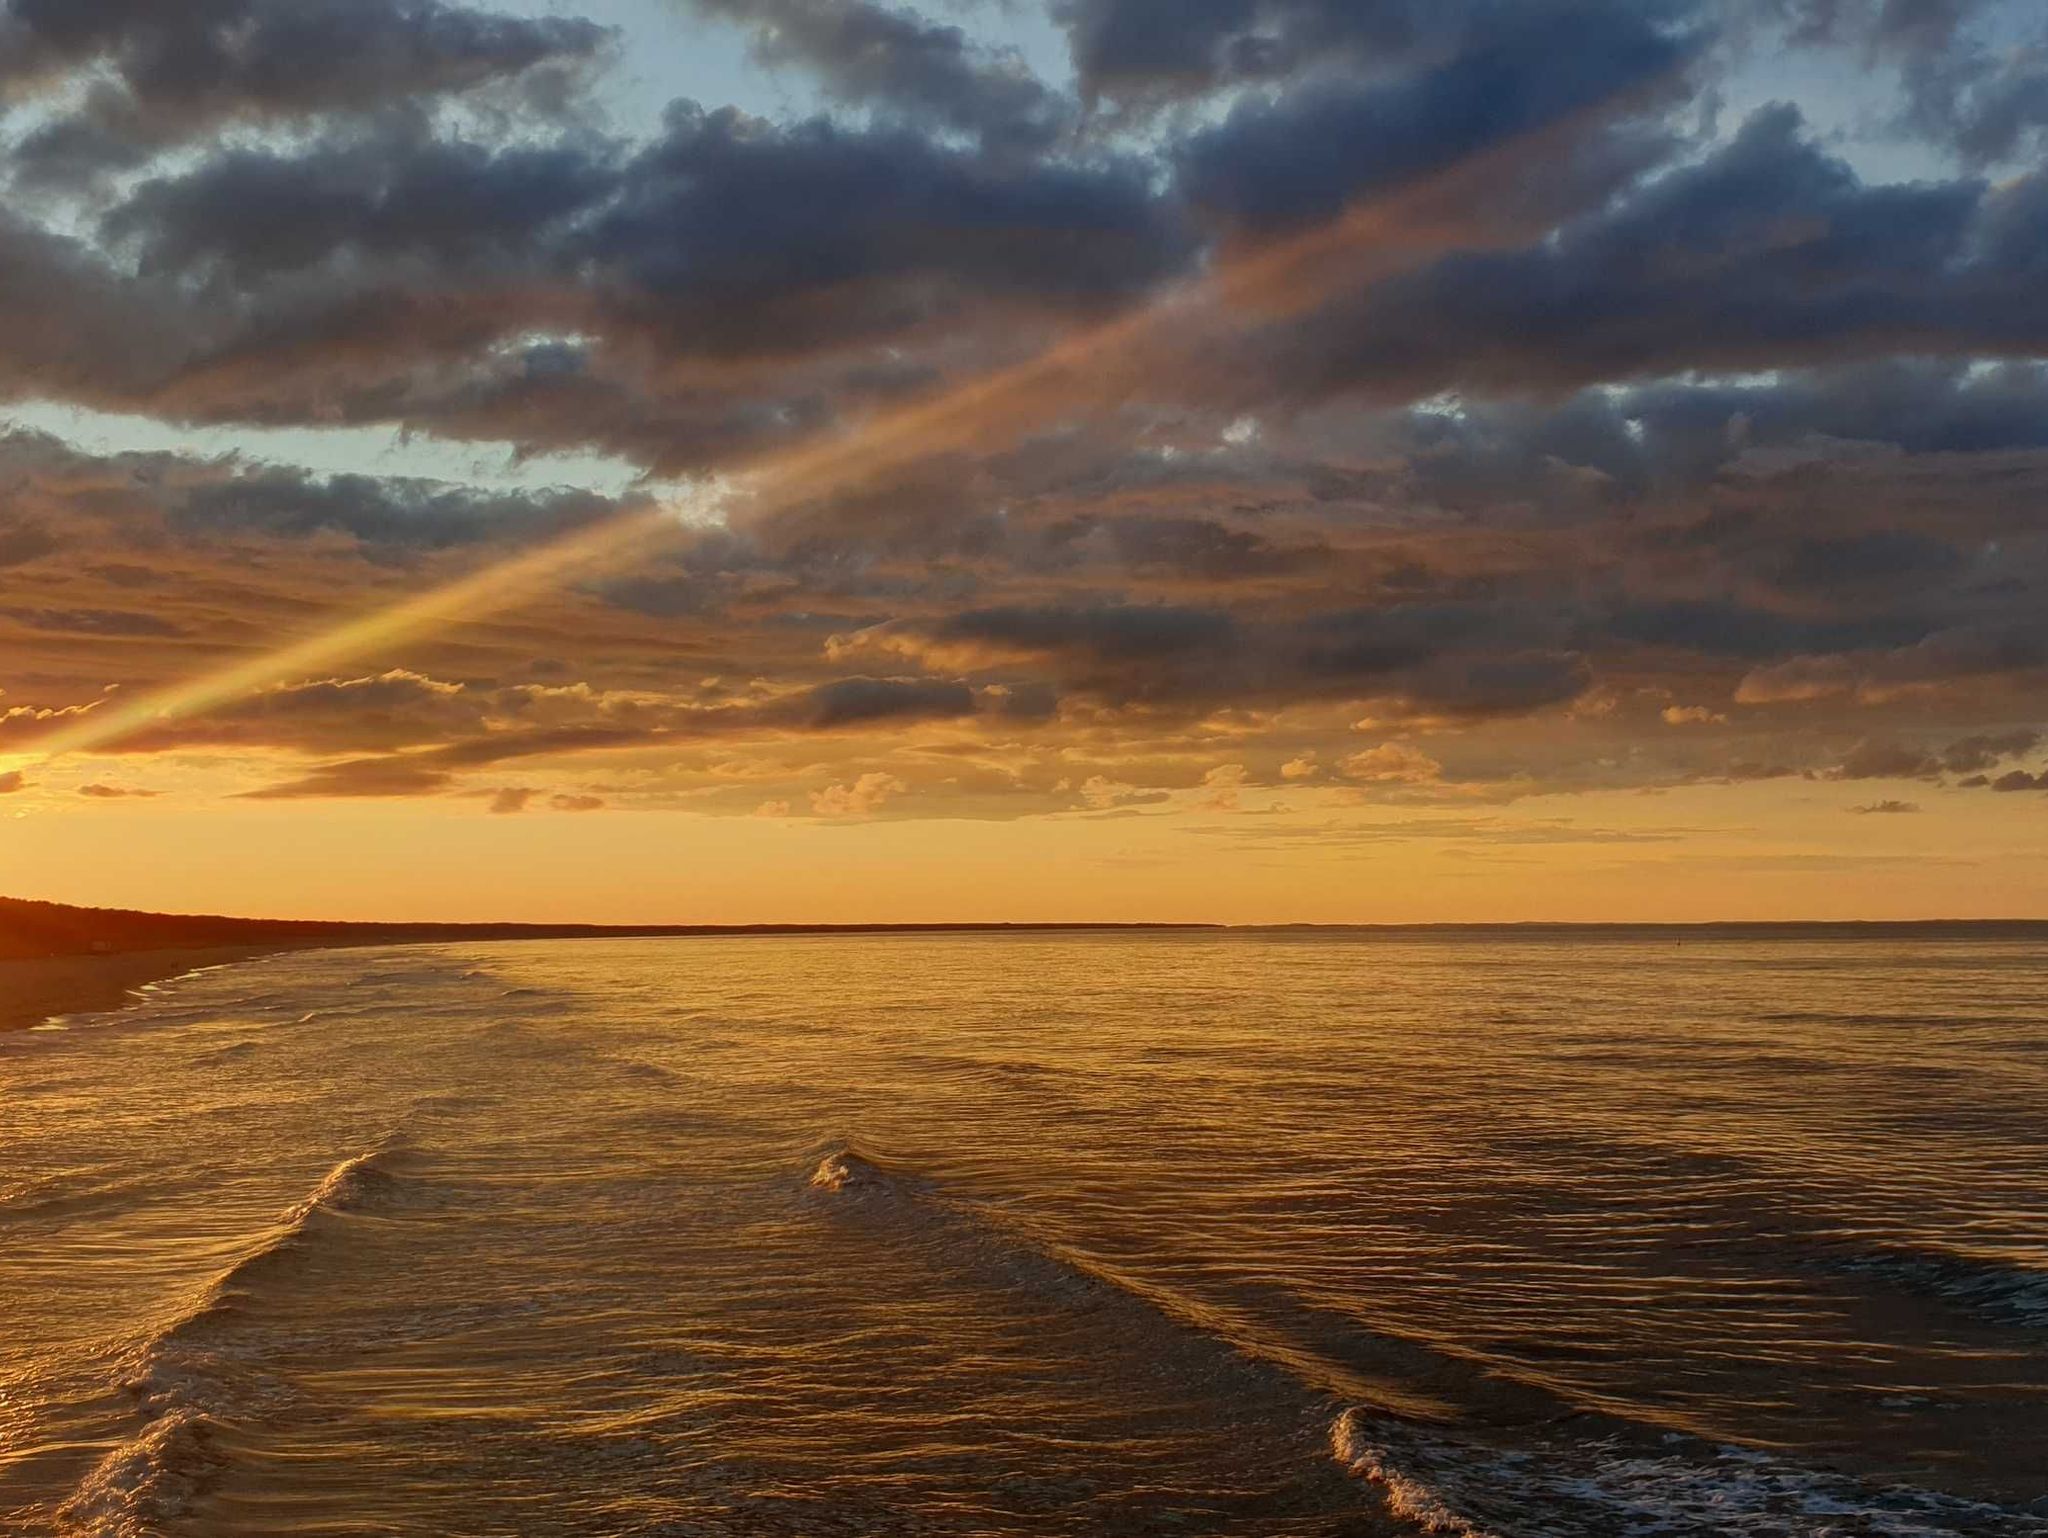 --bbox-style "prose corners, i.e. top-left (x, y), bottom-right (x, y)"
top-left (15, 170), bottom-right (1485, 767)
